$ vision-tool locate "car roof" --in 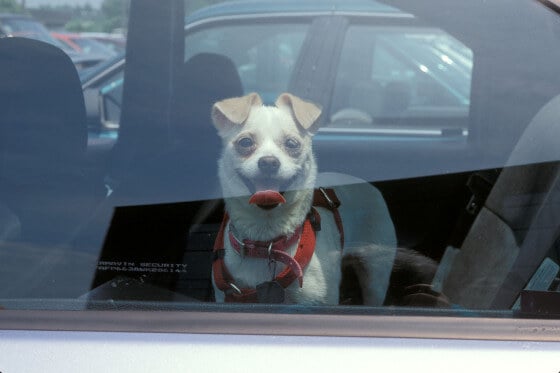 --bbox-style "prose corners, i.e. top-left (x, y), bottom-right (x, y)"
top-left (186, 0), bottom-right (407, 24)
